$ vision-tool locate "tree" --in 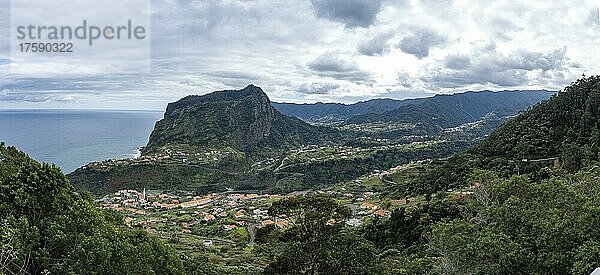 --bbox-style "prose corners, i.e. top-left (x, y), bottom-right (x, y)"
top-left (561, 143), bottom-right (583, 172)
top-left (264, 195), bottom-right (376, 274)
top-left (0, 143), bottom-right (186, 274)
